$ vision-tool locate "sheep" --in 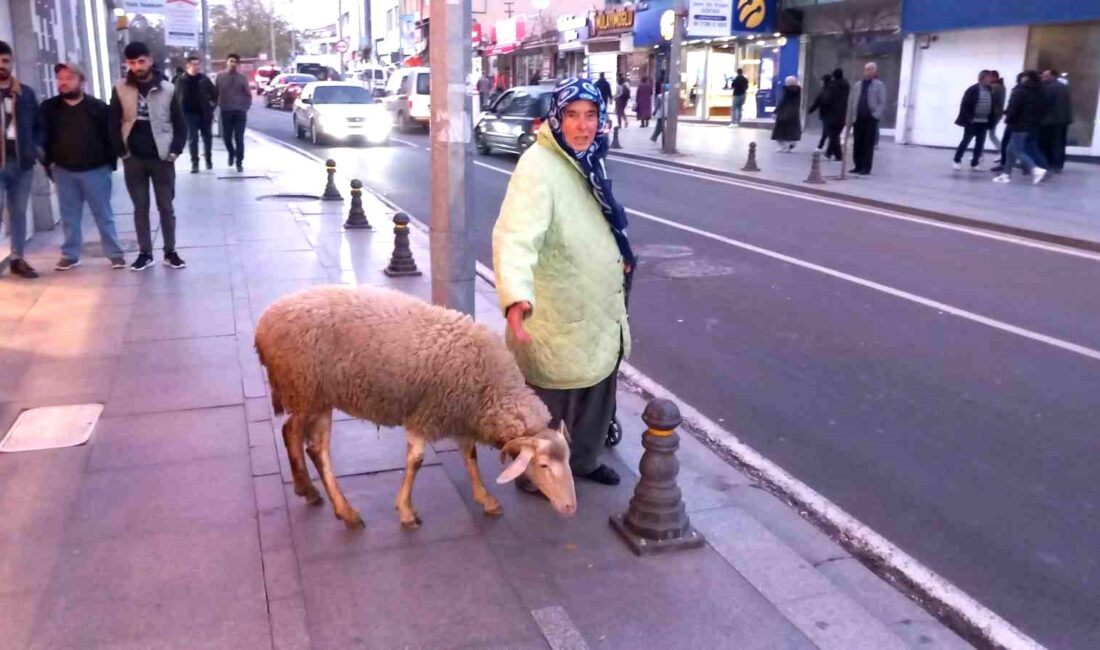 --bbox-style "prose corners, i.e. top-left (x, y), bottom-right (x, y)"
top-left (254, 285), bottom-right (577, 529)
